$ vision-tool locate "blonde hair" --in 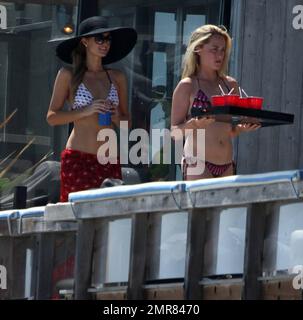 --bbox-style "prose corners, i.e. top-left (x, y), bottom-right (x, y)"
top-left (182, 25), bottom-right (232, 79)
